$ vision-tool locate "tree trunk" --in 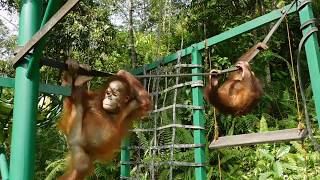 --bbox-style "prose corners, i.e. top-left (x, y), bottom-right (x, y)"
top-left (128, 0), bottom-right (137, 68)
